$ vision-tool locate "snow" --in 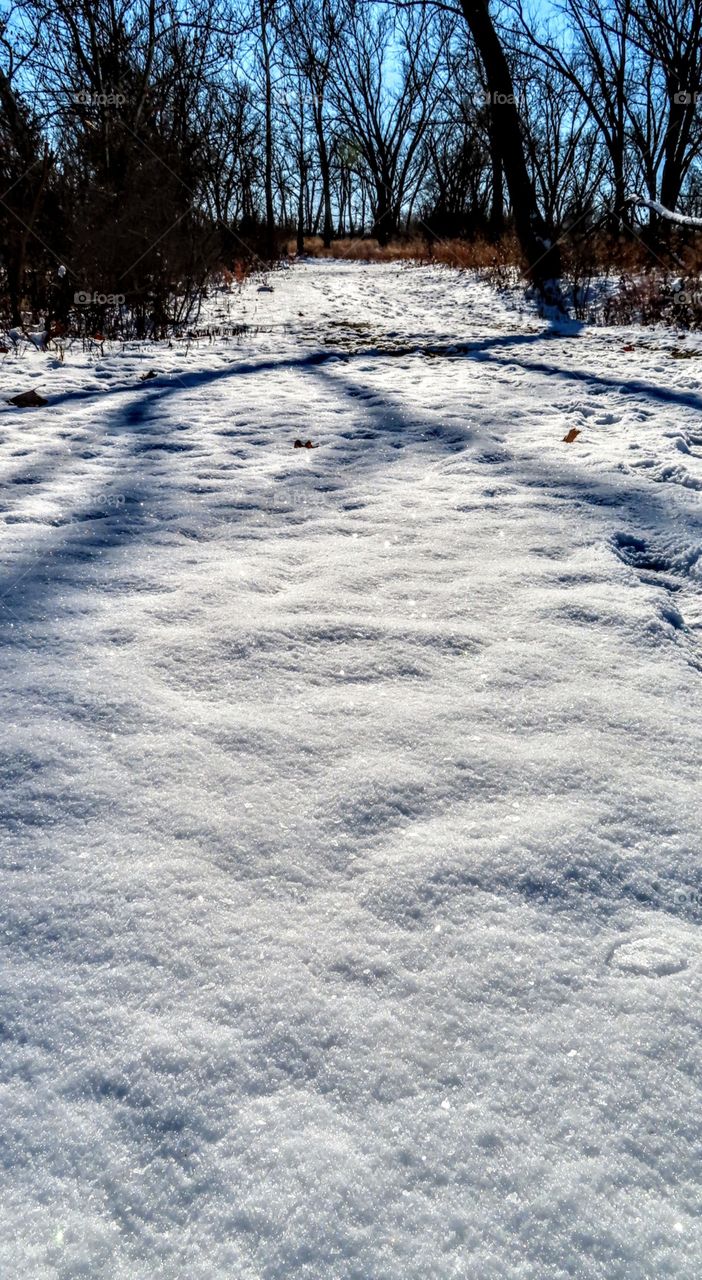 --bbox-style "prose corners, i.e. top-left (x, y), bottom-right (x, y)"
top-left (1, 259), bottom-right (701, 1278)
